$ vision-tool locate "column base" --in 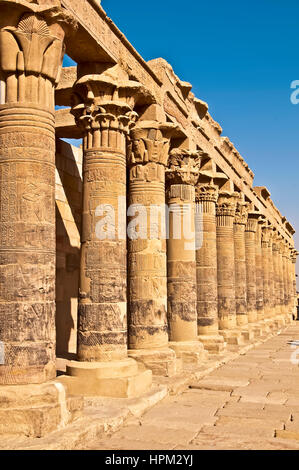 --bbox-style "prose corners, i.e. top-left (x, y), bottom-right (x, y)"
top-left (219, 329), bottom-right (245, 345)
top-left (168, 341), bottom-right (207, 365)
top-left (128, 348), bottom-right (180, 377)
top-left (262, 318), bottom-right (277, 332)
top-left (62, 357), bottom-right (152, 398)
top-left (198, 335), bottom-right (227, 353)
top-left (261, 316), bottom-right (284, 333)
top-left (273, 318), bottom-right (283, 328)
top-left (0, 381), bottom-right (83, 438)
top-left (240, 326), bottom-right (255, 342)
top-left (247, 322), bottom-right (265, 337)
top-left (274, 315), bottom-right (286, 328)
